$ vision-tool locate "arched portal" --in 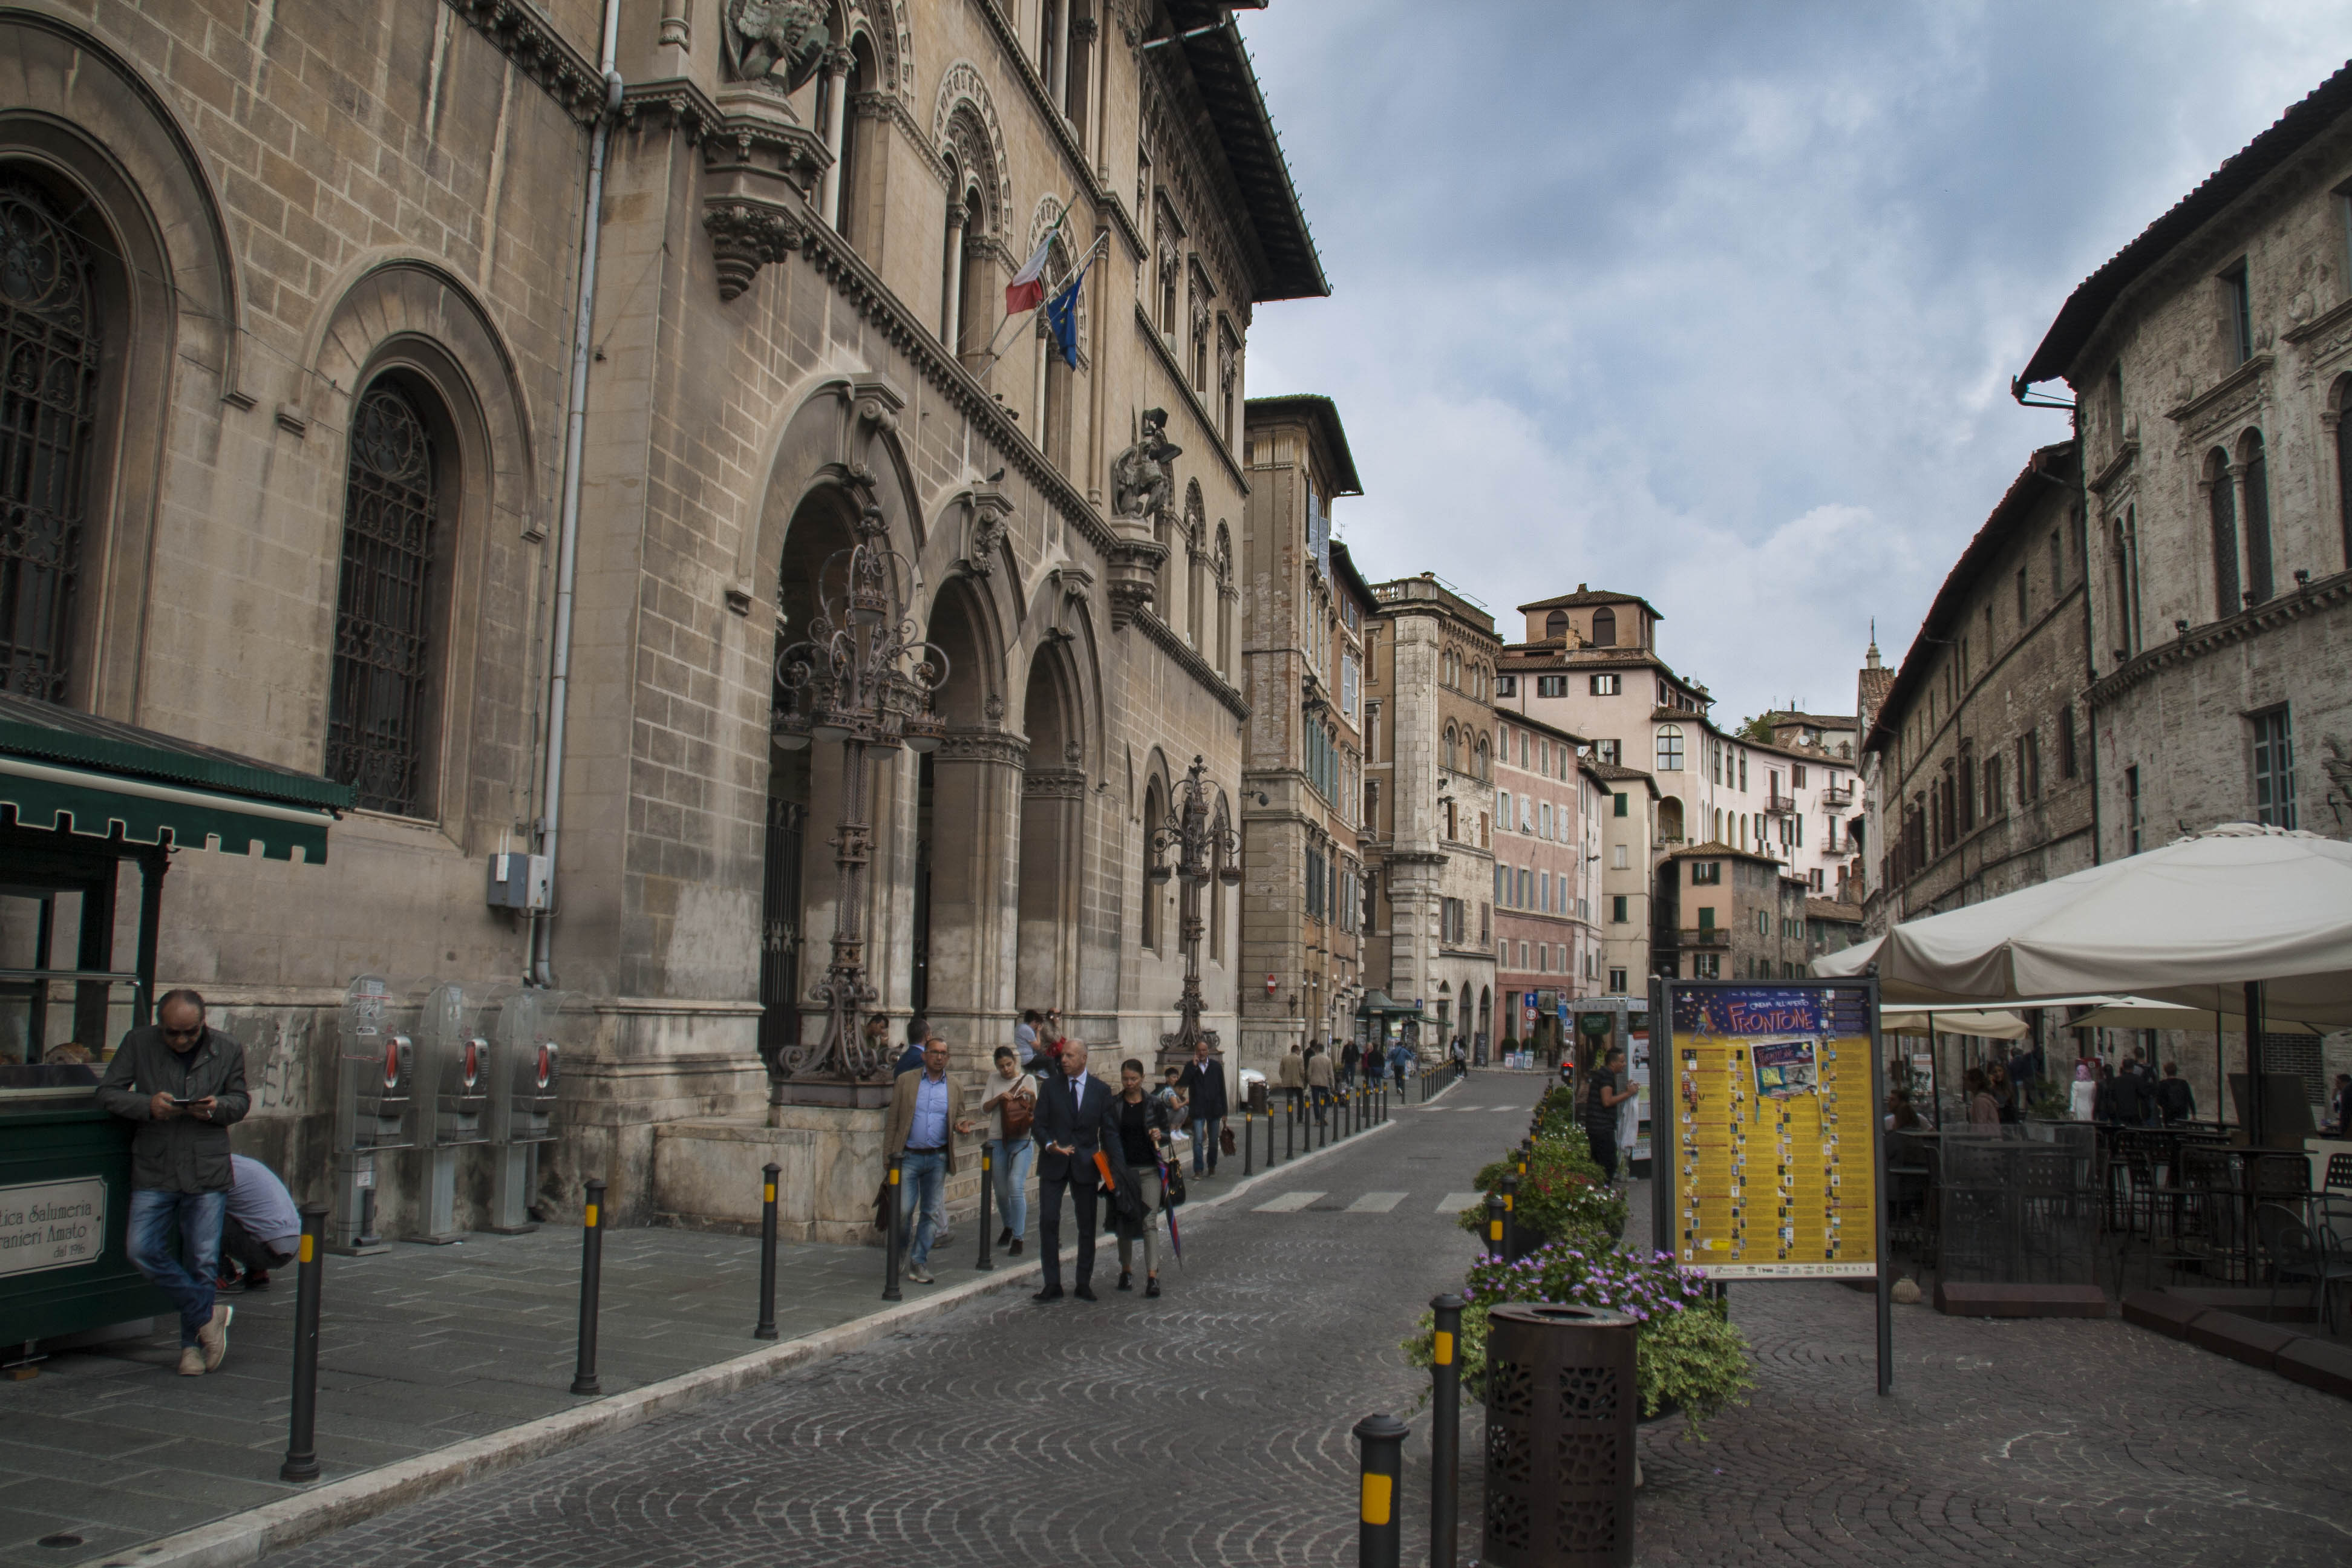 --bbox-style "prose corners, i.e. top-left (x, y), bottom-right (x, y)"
top-left (1014, 644), bottom-right (1085, 1011)
top-left (919, 578), bottom-right (1020, 1038)
top-left (761, 487), bottom-right (861, 1076)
